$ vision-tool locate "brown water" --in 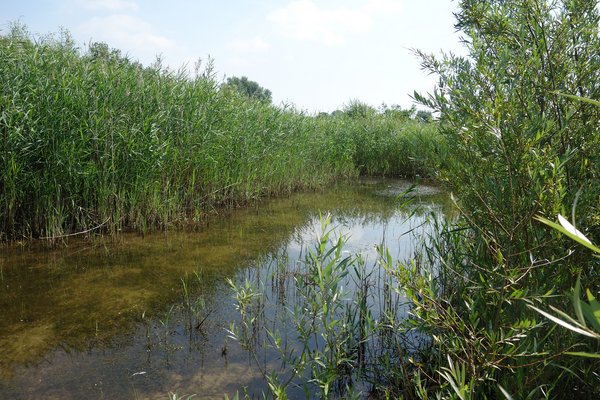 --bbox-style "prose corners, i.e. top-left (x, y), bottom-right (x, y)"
top-left (0, 179), bottom-right (450, 399)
